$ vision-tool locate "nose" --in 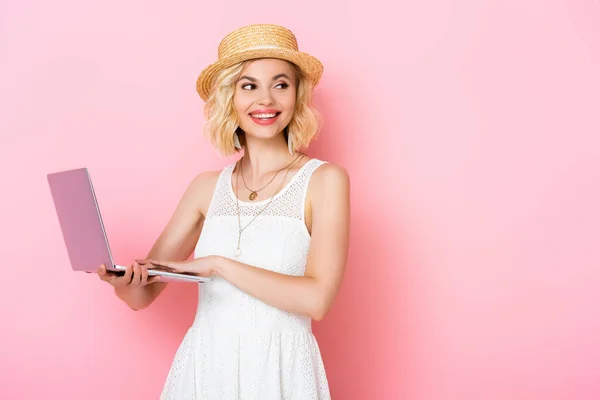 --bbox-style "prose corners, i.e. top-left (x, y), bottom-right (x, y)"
top-left (256, 89), bottom-right (275, 107)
